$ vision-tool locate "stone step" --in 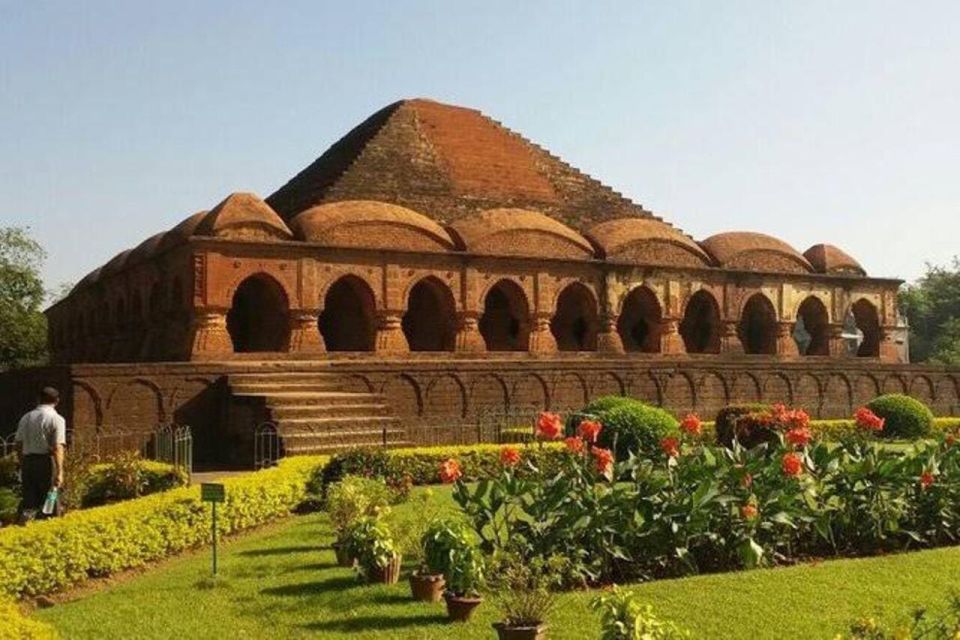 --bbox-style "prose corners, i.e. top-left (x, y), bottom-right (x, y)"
top-left (235, 391), bottom-right (386, 407)
top-left (269, 403), bottom-right (390, 419)
top-left (230, 381), bottom-right (342, 394)
top-left (229, 372), bottom-right (345, 386)
top-left (276, 416), bottom-right (401, 431)
top-left (283, 439), bottom-right (413, 455)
